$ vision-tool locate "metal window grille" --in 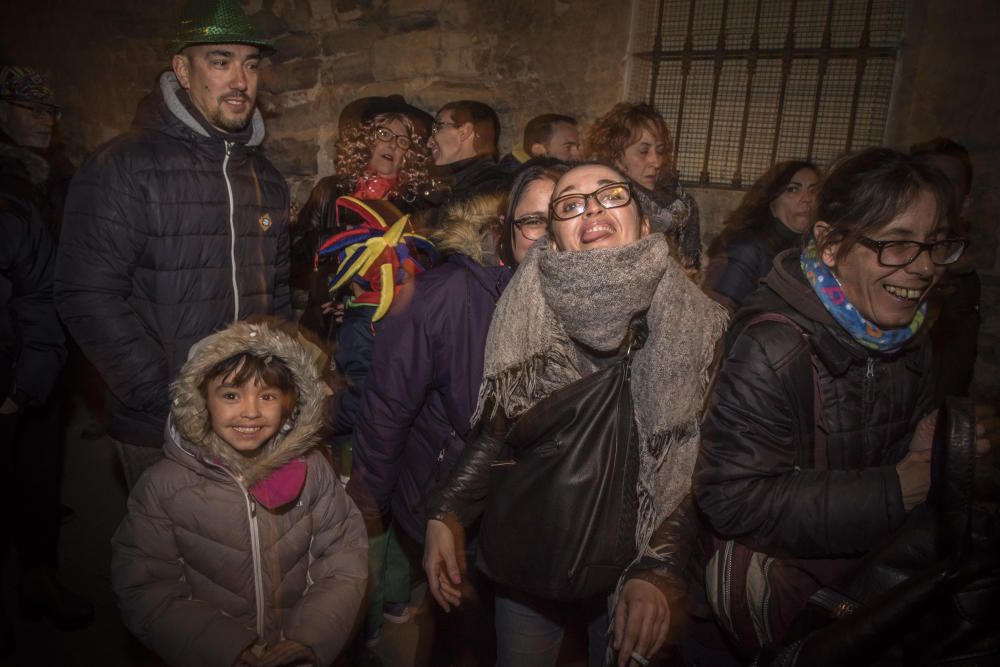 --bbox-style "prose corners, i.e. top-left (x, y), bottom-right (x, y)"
top-left (628, 0), bottom-right (905, 188)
